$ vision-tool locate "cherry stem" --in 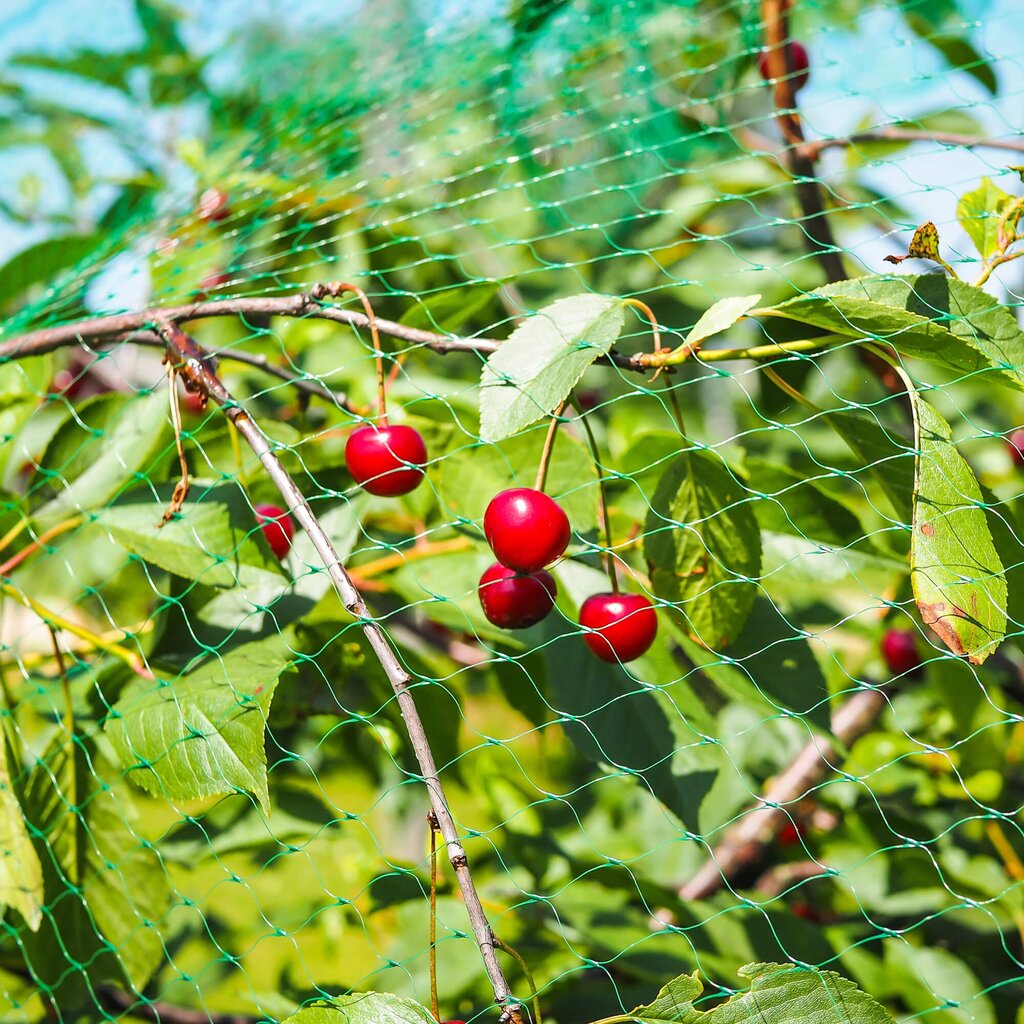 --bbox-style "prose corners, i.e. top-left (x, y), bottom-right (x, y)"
top-left (622, 298), bottom-right (662, 359)
top-left (0, 516), bottom-right (83, 577)
top-left (428, 812), bottom-right (440, 1023)
top-left (573, 403), bottom-right (618, 593)
top-left (493, 935), bottom-right (543, 1024)
top-left (338, 282), bottom-right (387, 425)
top-left (534, 400), bottom-right (568, 493)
